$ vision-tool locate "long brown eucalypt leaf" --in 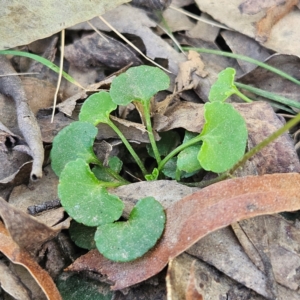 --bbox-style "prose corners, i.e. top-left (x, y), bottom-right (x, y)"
top-left (182, 47), bottom-right (300, 87)
top-left (191, 110), bottom-right (300, 188)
